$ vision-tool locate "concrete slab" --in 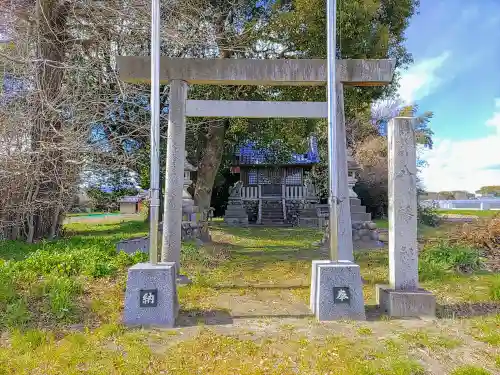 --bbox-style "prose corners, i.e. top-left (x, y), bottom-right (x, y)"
top-left (116, 237), bottom-right (149, 255)
top-left (117, 57), bottom-right (395, 86)
top-left (123, 262), bottom-right (178, 327)
top-left (376, 284), bottom-right (436, 318)
top-left (312, 261), bottom-right (366, 321)
top-left (186, 100), bottom-right (327, 118)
